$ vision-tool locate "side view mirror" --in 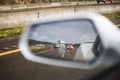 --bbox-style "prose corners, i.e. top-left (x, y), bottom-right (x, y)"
top-left (19, 12), bottom-right (120, 69)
